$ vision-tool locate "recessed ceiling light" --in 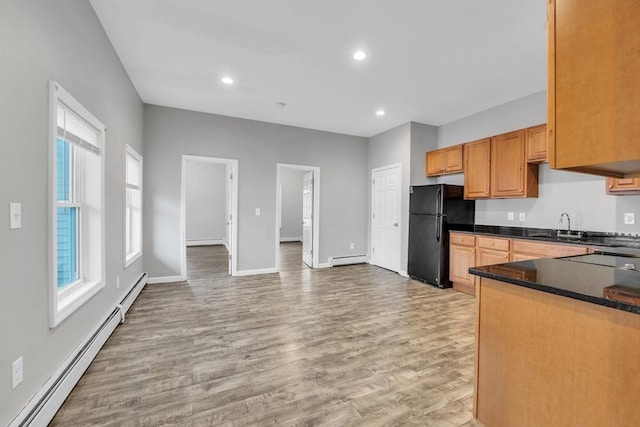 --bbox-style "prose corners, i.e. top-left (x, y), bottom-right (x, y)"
top-left (221, 76), bottom-right (234, 85)
top-left (353, 50), bottom-right (366, 61)
top-left (376, 109), bottom-right (386, 116)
